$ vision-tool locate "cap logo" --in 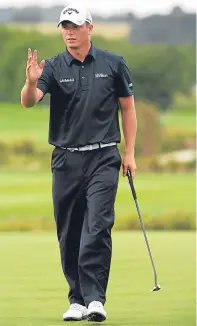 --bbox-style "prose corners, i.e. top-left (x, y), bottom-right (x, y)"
top-left (63, 8), bottom-right (79, 15)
